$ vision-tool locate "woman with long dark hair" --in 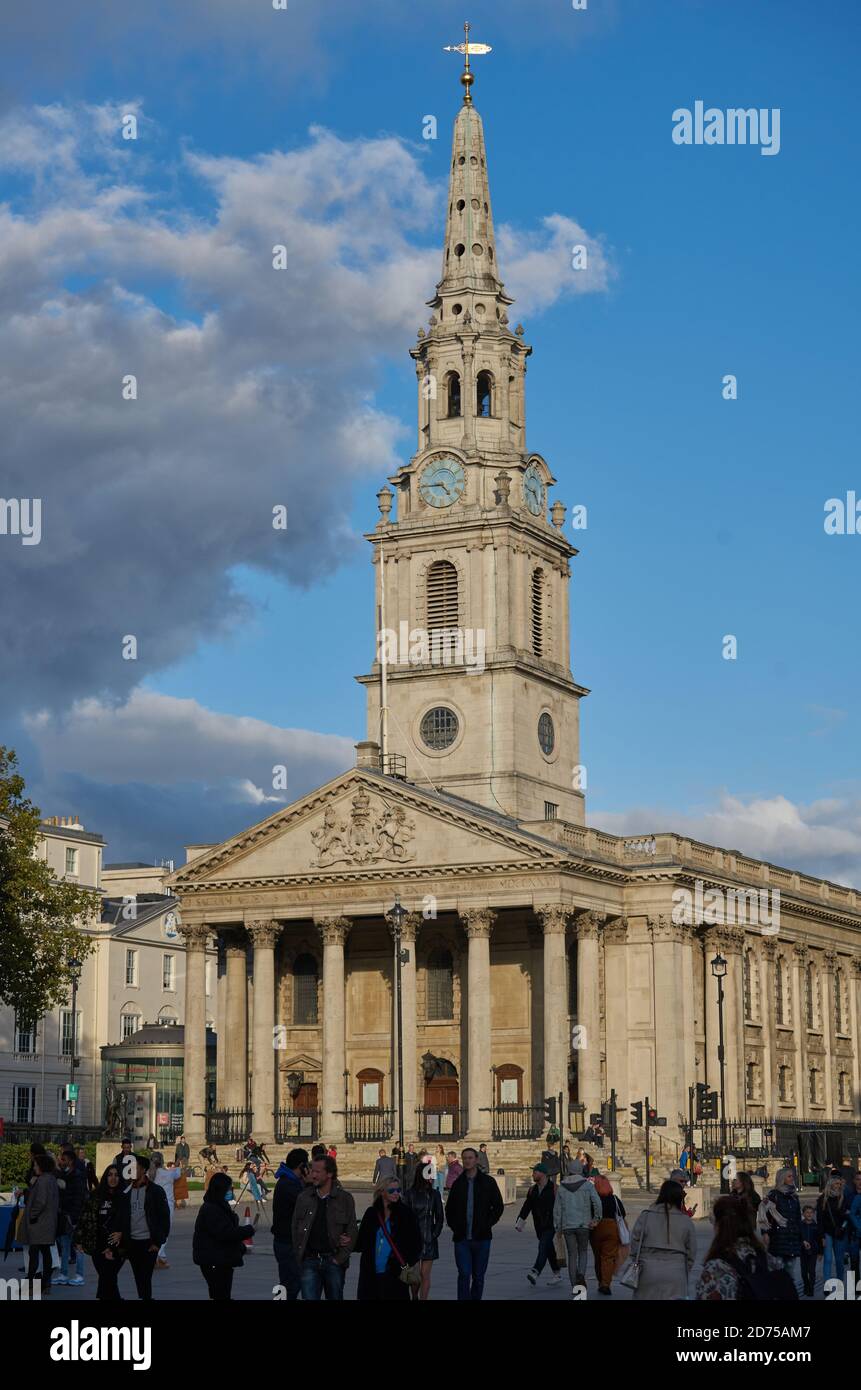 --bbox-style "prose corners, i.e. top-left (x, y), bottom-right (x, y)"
top-left (731, 1171), bottom-right (761, 1225)
top-left (192, 1172), bottom-right (257, 1301)
top-left (403, 1161), bottom-right (444, 1300)
top-left (19, 1151), bottom-right (59, 1295)
top-left (74, 1165), bottom-right (127, 1300)
top-left (355, 1176), bottom-right (422, 1301)
top-left (629, 1180), bottom-right (696, 1300)
top-left (697, 1194), bottom-right (788, 1300)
